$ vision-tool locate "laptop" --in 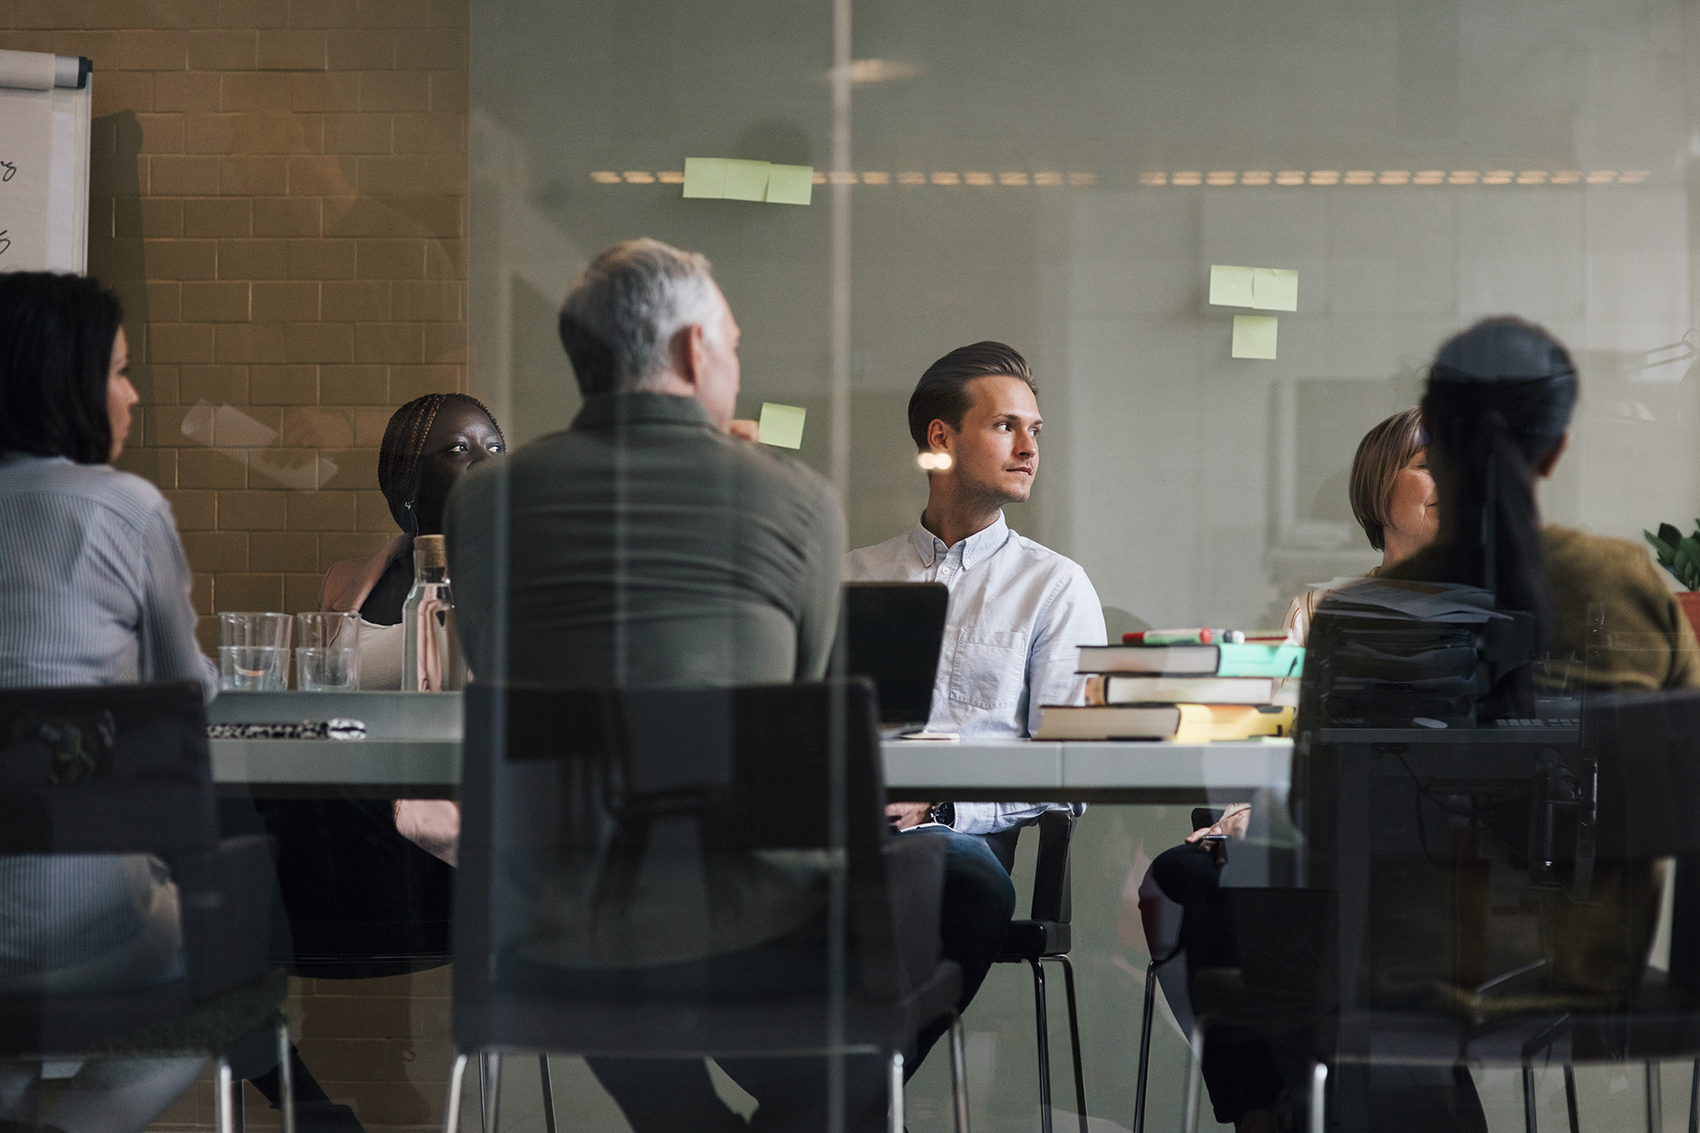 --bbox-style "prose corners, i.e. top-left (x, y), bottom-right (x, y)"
top-left (839, 582), bottom-right (950, 736)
